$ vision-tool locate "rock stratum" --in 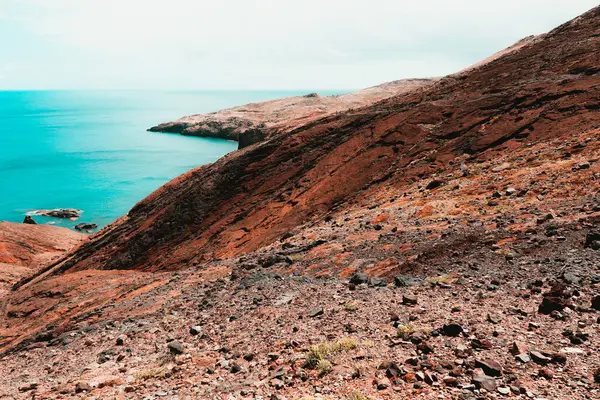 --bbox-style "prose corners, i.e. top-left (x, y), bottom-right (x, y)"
top-left (1, 6), bottom-right (600, 399)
